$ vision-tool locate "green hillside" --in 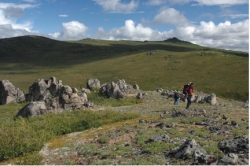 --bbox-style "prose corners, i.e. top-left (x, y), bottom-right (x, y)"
top-left (0, 35), bottom-right (248, 101)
